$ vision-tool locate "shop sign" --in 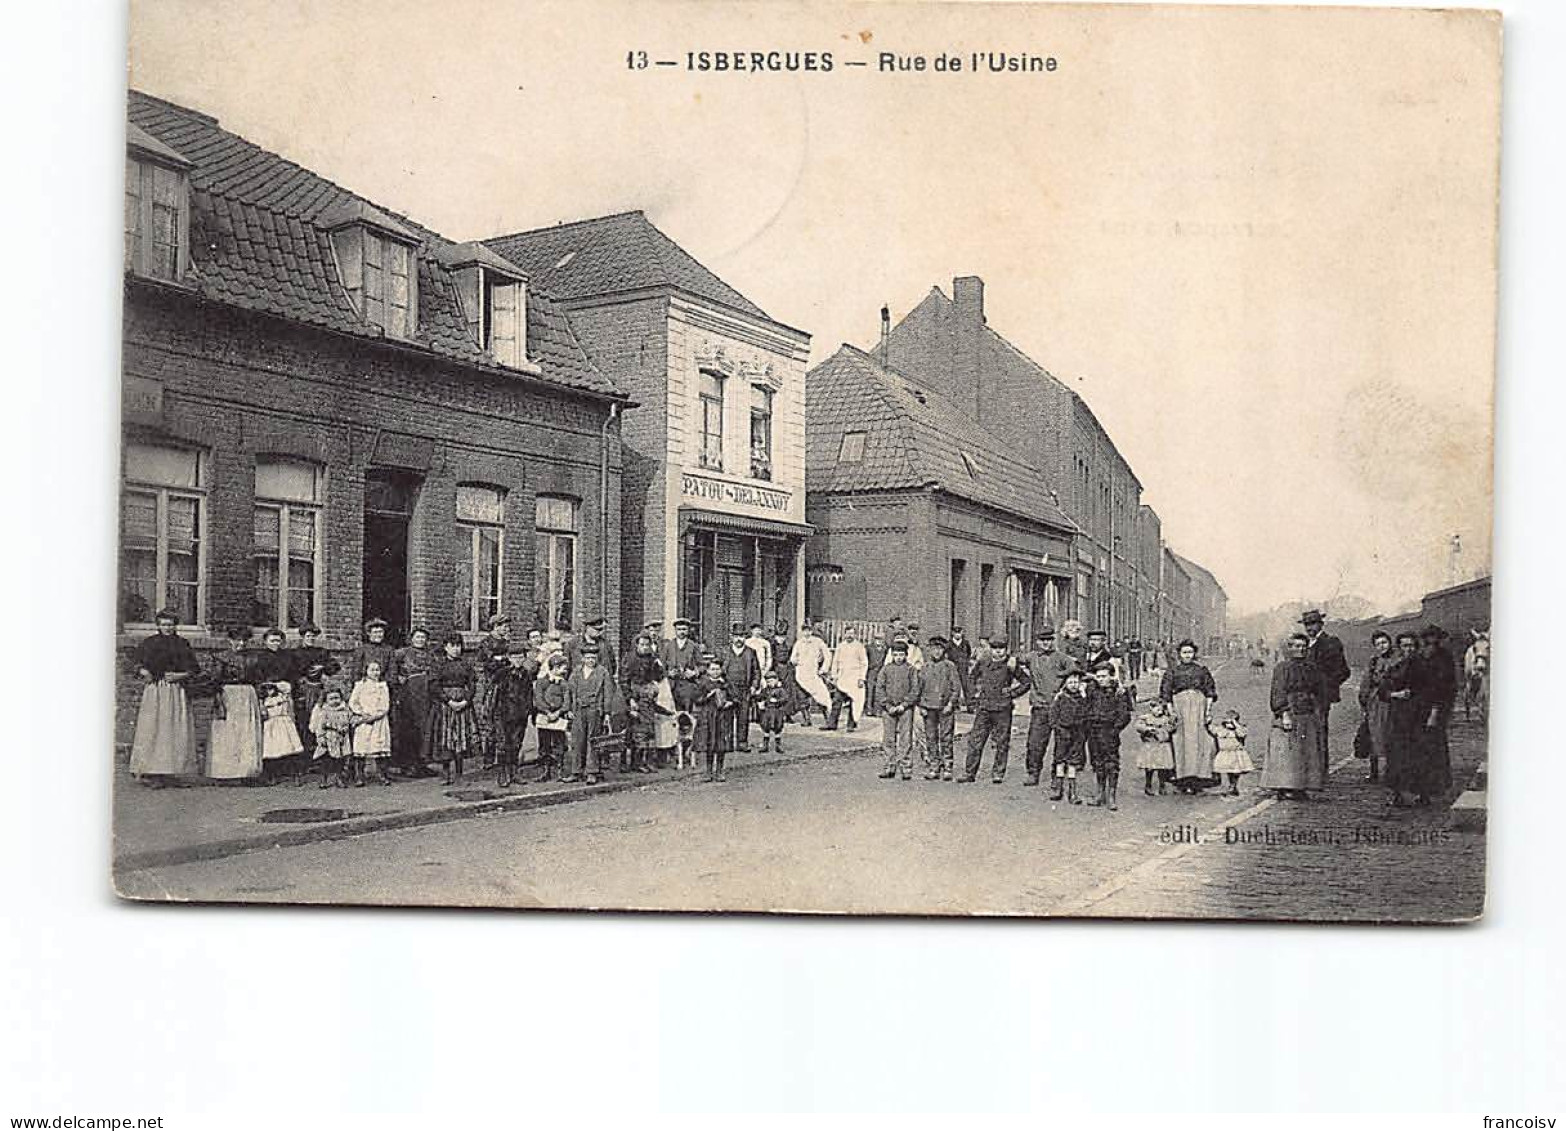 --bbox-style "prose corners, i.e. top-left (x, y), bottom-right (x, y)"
top-left (681, 472), bottom-right (791, 513)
